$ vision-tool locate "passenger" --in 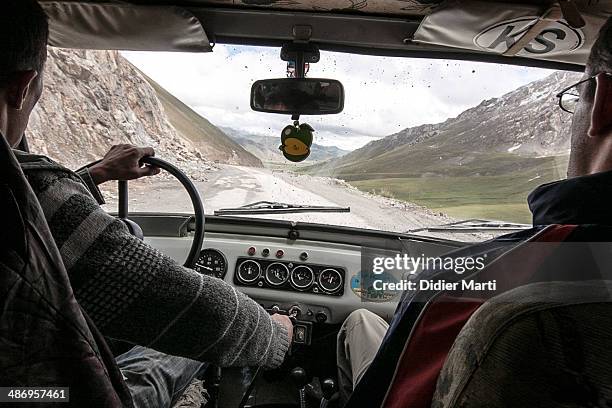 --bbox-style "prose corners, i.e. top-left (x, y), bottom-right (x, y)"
top-left (338, 16), bottom-right (612, 407)
top-left (0, 1), bottom-right (293, 407)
